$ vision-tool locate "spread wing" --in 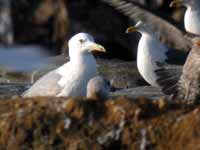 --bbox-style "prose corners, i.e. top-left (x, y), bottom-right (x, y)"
top-left (156, 45), bottom-right (200, 103)
top-left (101, 0), bottom-right (192, 51)
top-left (155, 64), bottom-right (182, 96)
